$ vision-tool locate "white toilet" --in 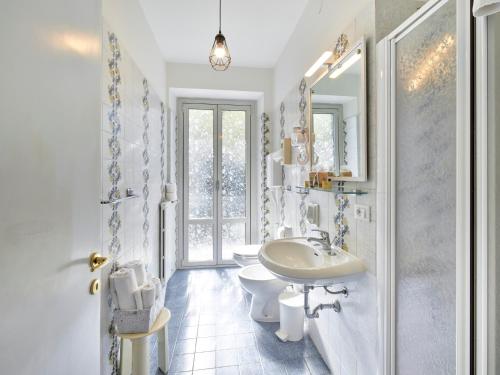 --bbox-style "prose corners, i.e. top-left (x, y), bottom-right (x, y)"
top-left (238, 263), bottom-right (288, 322)
top-left (232, 244), bottom-right (262, 267)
